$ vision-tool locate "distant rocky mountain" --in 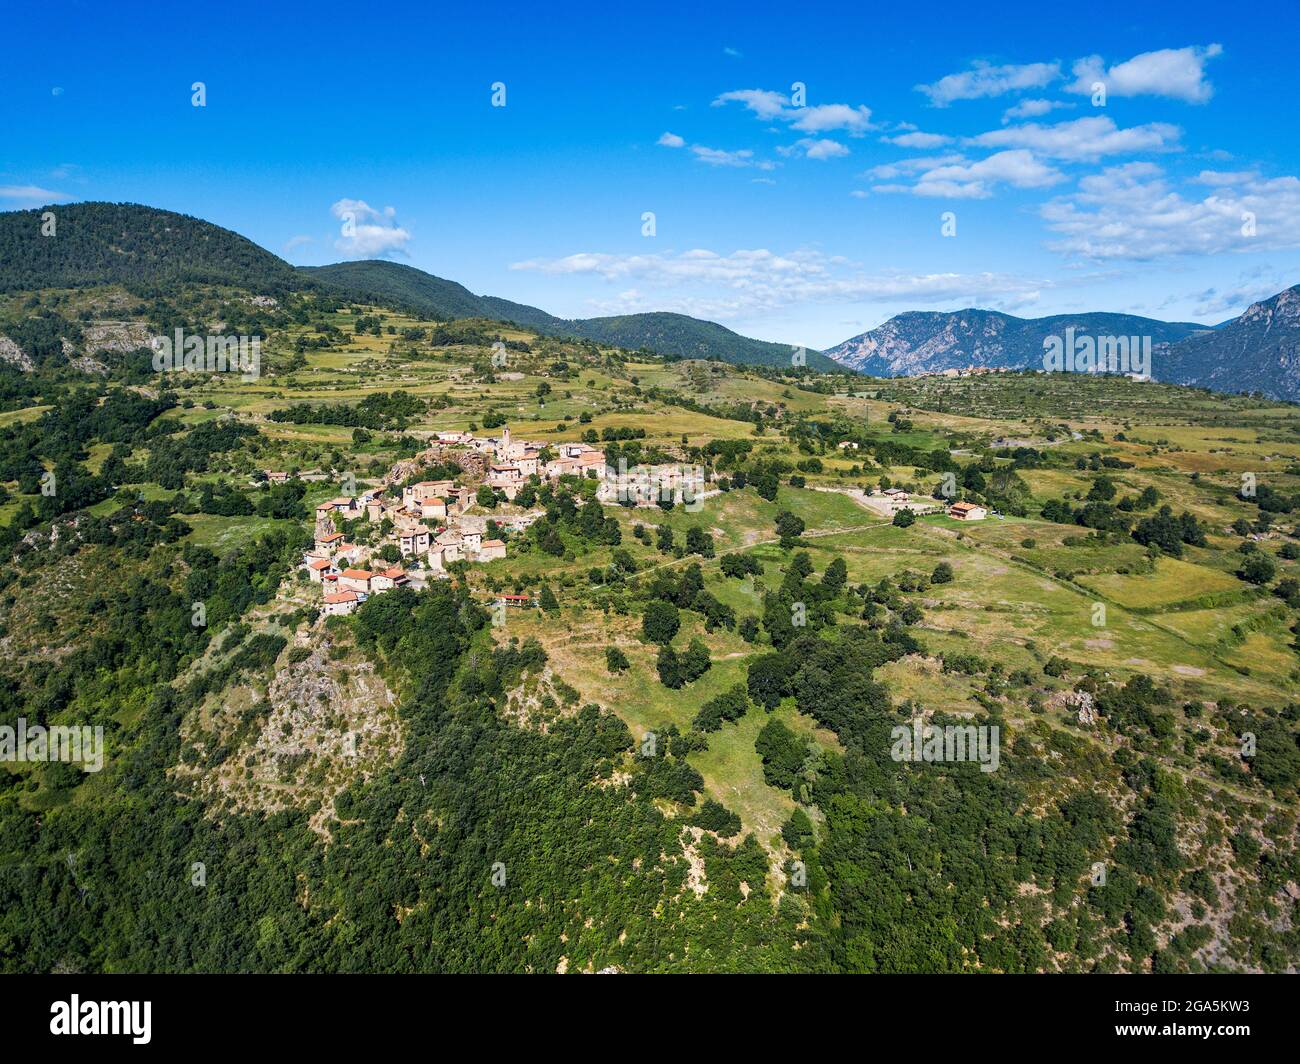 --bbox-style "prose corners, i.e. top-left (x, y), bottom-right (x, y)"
top-left (825, 309), bottom-right (1208, 377)
top-left (824, 295), bottom-right (1300, 400)
top-left (1160, 285), bottom-right (1300, 399)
